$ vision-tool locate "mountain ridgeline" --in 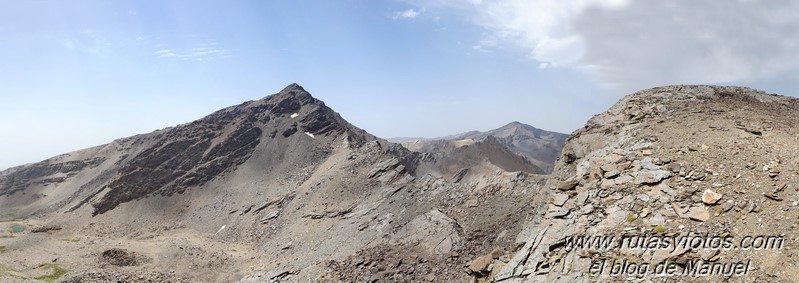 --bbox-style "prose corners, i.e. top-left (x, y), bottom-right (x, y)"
top-left (396, 122), bottom-right (568, 174)
top-left (4, 84), bottom-right (788, 282)
top-left (0, 84), bottom-right (555, 282)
